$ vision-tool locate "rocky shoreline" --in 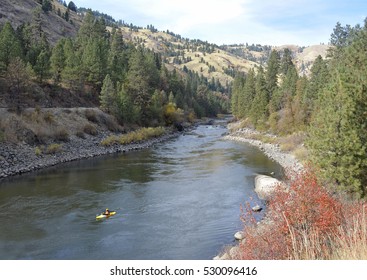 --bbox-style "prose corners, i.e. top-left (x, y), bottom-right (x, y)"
top-left (214, 123), bottom-right (304, 260)
top-left (0, 130), bottom-right (181, 180)
top-left (223, 127), bottom-right (303, 172)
